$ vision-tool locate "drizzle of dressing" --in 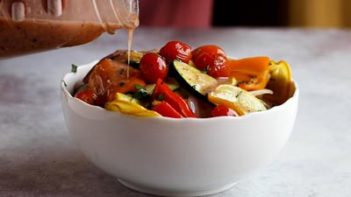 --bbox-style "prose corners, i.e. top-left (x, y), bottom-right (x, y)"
top-left (126, 28), bottom-right (134, 79)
